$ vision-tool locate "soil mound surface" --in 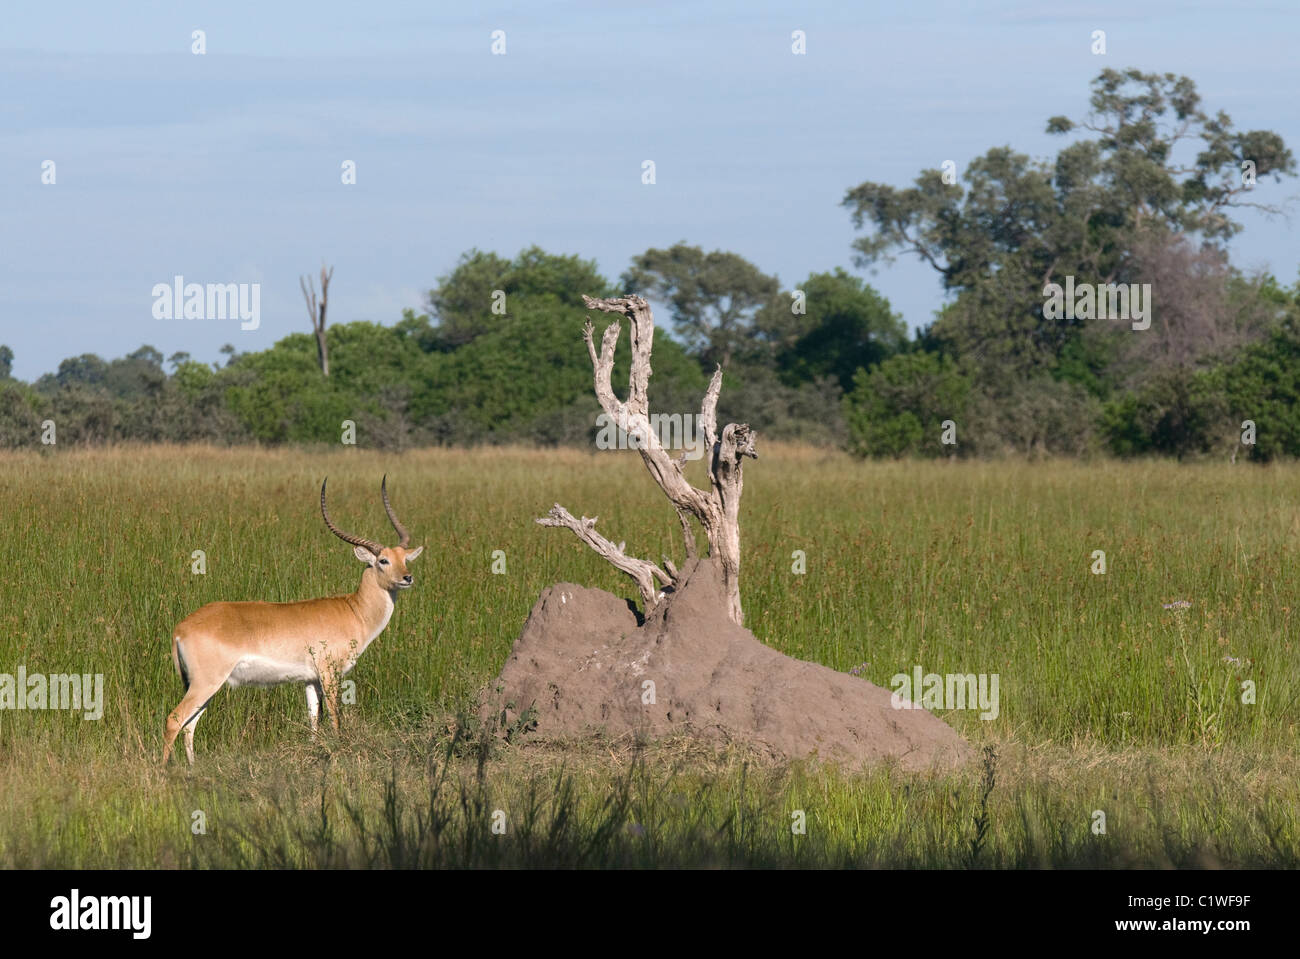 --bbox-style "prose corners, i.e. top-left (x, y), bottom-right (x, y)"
top-left (485, 559), bottom-right (972, 772)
